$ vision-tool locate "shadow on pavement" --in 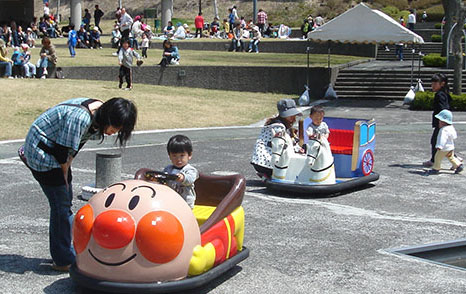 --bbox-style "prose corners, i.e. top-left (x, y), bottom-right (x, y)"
top-left (0, 254), bottom-right (63, 276)
top-left (389, 163), bottom-right (425, 169)
top-left (67, 265), bottom-right (243, 294)
top-left (246, 180), bottom-right (377, 199)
